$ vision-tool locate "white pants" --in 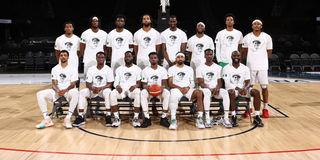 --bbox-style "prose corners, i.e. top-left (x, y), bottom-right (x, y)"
top-left (111, 57), bottom-right (124, 76)
top-left (78, 88), bottom-right (112, 110)
top-left (169, 88), bottom-right (195, 116)
top-left (140, 88), bottom-right (170, 112)
top-left (110, 88), bottom-right (141, 107)
top-left (200, 88), bottom-right (230, 111)
top-left (84, 60), bottom-right (97, 79)
top-left (250, 70), bottom-right (269, 85)
top-left (36, 88), bottom-right (79, 114)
